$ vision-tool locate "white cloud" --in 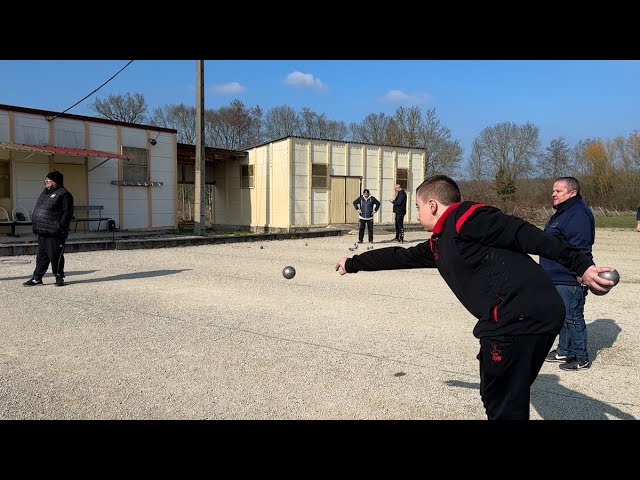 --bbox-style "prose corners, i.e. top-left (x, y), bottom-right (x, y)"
top-left (284, 71), bottom-right (326, 90)
top-left (378, 89), bottom-right (431, 105)
top-left (210, 82), bottom-right (245, 94)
